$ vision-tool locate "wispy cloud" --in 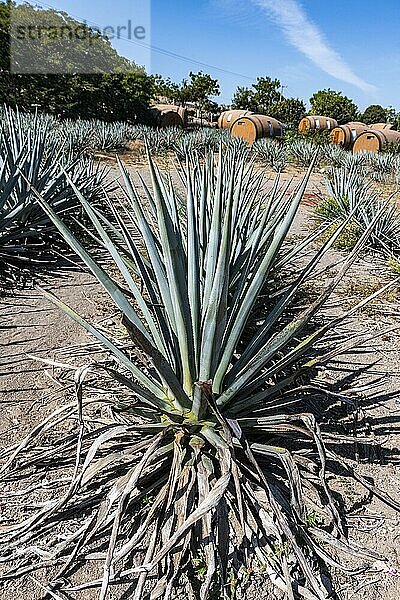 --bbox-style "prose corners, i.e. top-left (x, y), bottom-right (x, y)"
top-left (254, 0), bottom-right (377, 94)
